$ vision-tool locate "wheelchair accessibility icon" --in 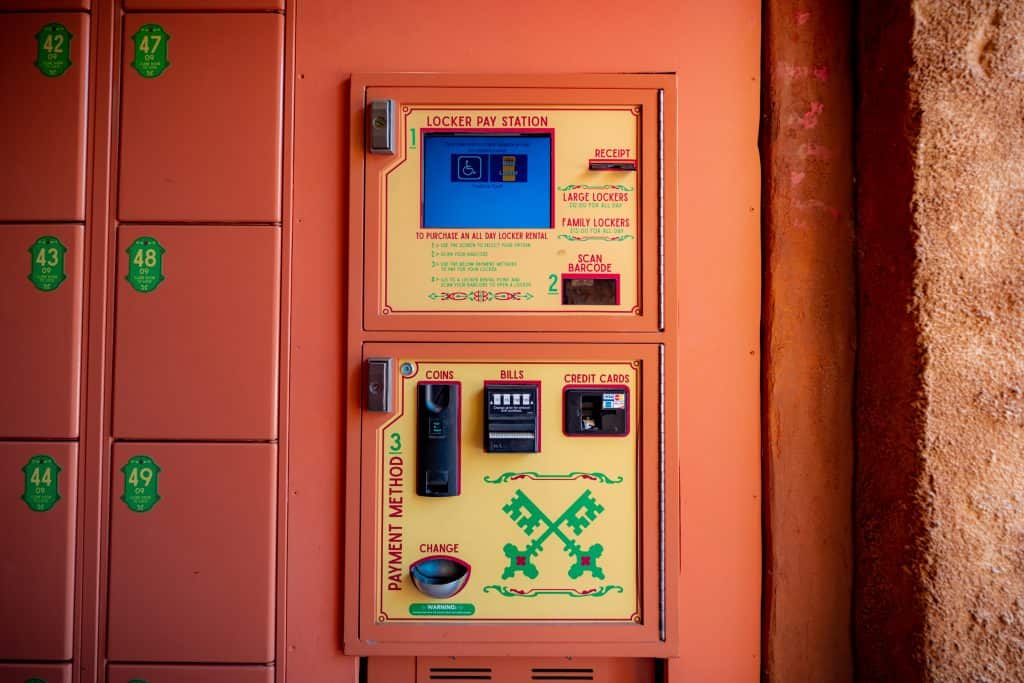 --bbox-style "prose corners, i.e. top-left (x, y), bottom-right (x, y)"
top-left (456, 155), bottom-right (484, 180)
